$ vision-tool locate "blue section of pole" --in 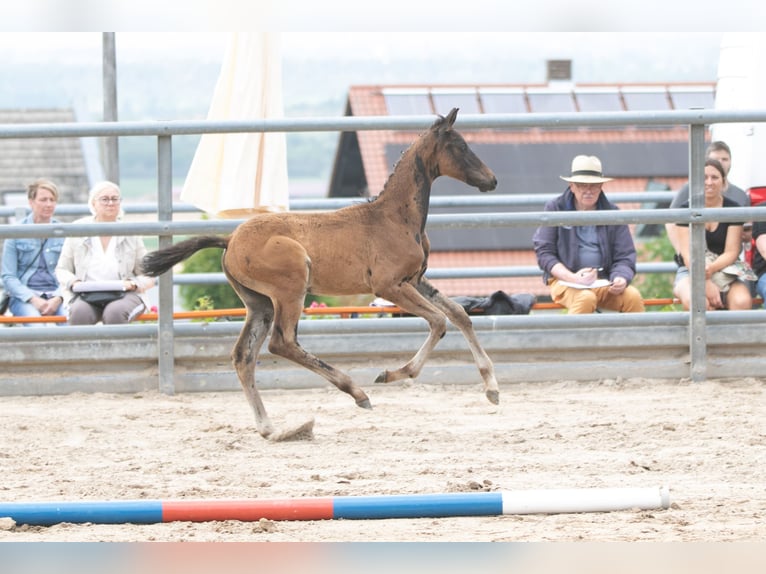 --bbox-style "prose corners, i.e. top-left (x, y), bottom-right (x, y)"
top-left (332, 492), bottom-right (504, 519)
top-left (0, 500), bottom-right (164, 526)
